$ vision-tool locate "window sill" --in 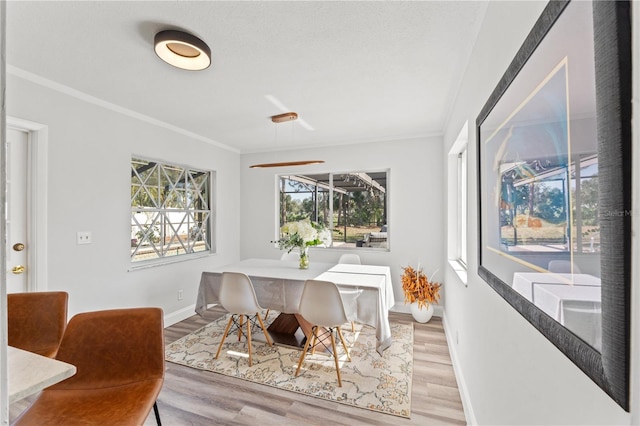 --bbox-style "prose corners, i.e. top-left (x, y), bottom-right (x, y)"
top-left (448, 259), bottom-right (468, 286)
top-left (128, 251), bottom-right (213, 271)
